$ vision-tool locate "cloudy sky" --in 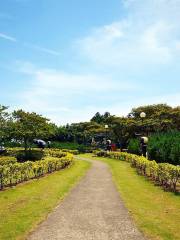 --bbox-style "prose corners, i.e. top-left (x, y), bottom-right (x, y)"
top-left (0, 0), bottom-right (180, 124)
